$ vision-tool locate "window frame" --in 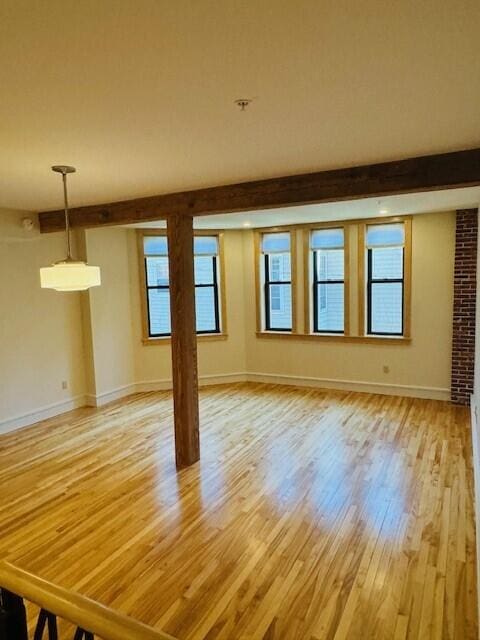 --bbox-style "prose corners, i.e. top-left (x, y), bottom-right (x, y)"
top-left (254, 229), bottom-right (297, 334)
top-left (145, 253), bottom-right (170, 337)
top-left (358, 217), bottom-right (412, 339)
top-left (264, 252), bottom-right (291, 331)
top-left (138, 229), bottom-right (228, 345)
top-left (302, 223), bottom-right (350, 336)
top-left (253, 217), bottom-right (410, 344)
top-left (366, 245), bottom-right (403, 336)
top-left (310, 227), bottom-right (348, 335)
